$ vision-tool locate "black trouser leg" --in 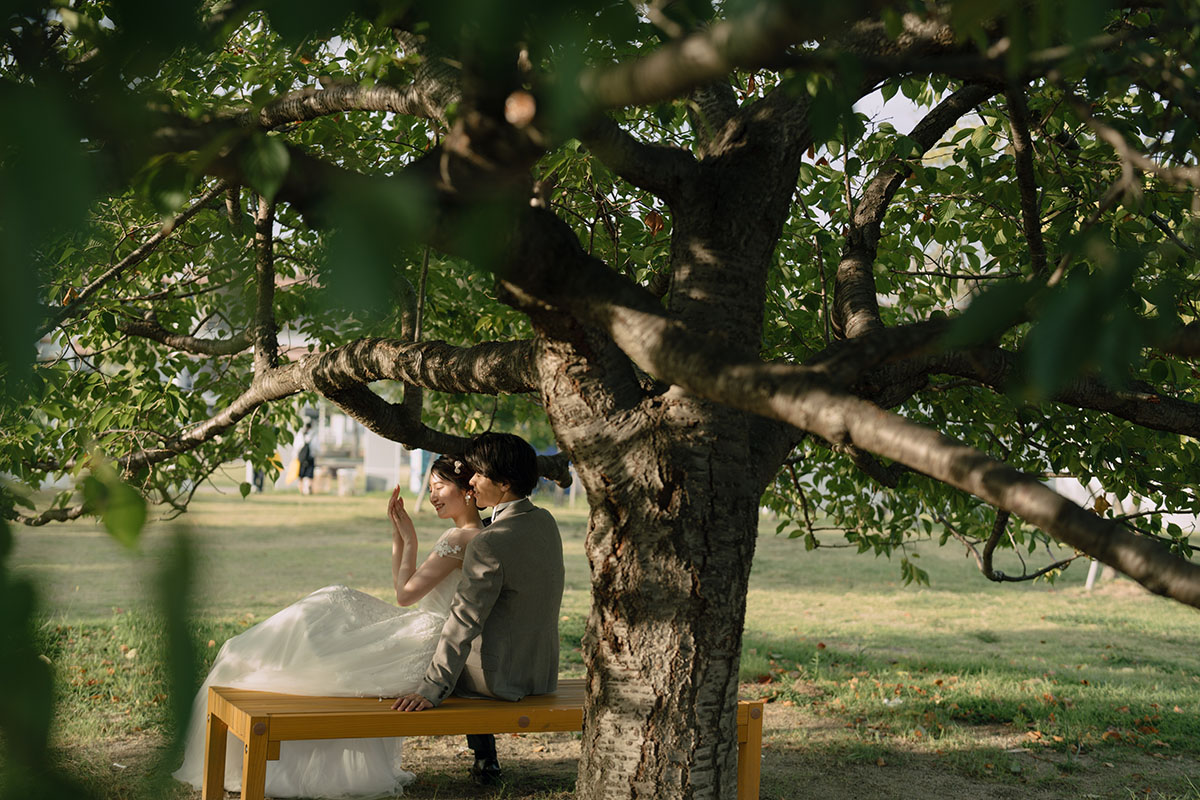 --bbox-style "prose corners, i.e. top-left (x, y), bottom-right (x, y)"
top-left (466, 733), bottom-right (497, 761)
